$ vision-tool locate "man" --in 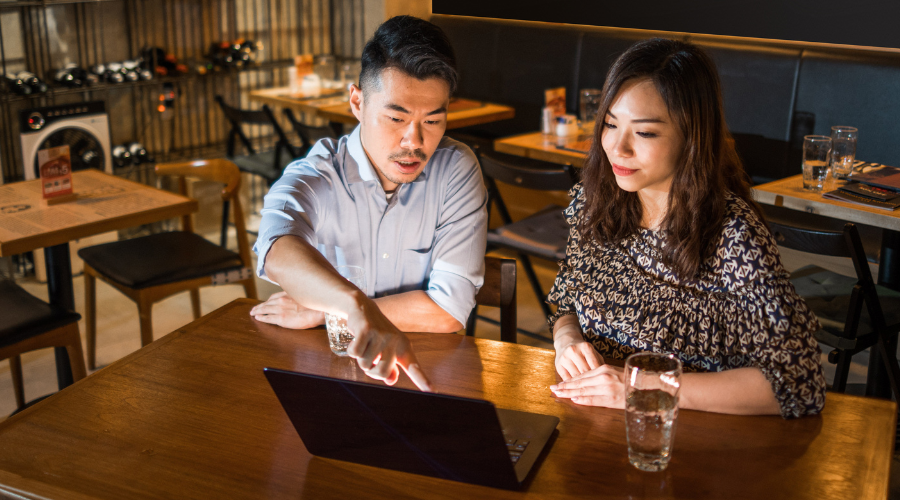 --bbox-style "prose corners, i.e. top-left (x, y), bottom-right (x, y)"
top-left (249, 16), bottom-right (488, 392)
